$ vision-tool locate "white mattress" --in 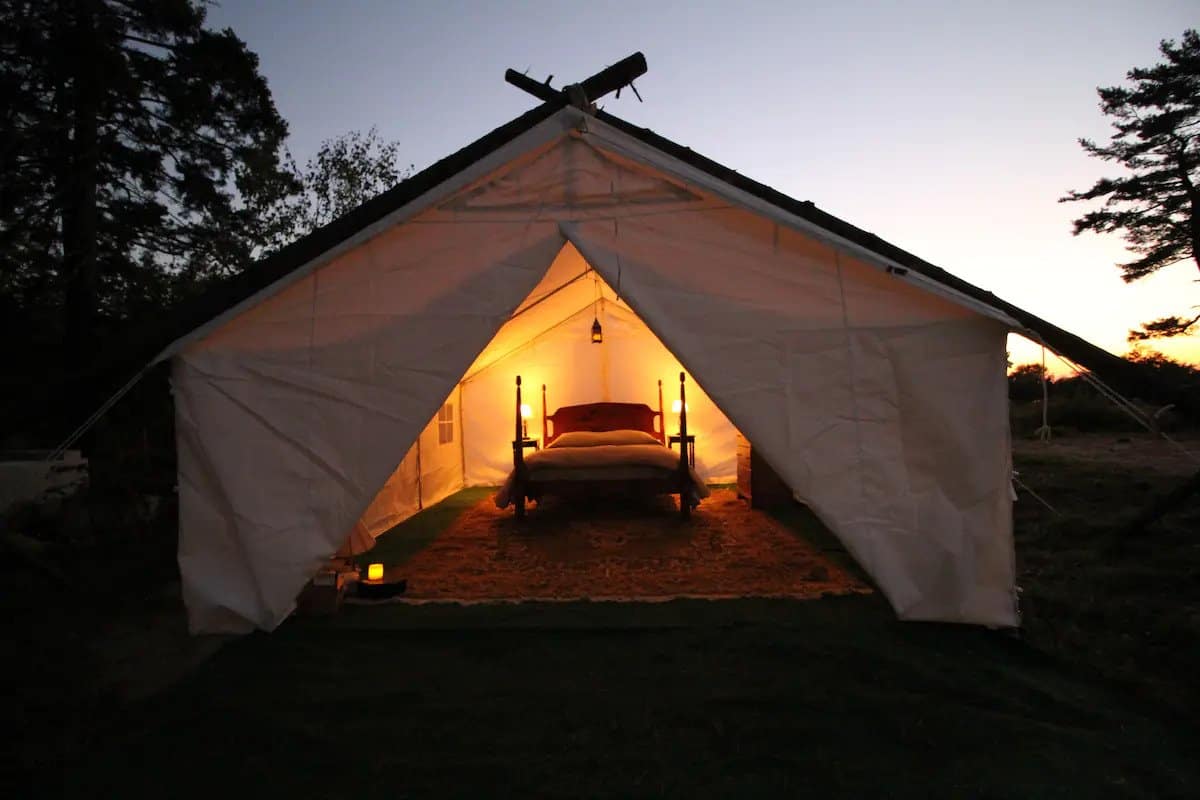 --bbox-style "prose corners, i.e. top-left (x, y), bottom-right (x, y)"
top-left (494, 443), bottom-right (709, 508)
